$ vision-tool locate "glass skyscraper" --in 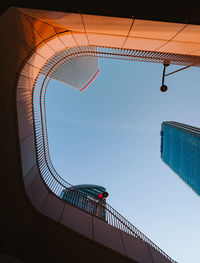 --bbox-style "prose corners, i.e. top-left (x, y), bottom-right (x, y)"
top-left (161, 121), bottom-right (200, 196)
